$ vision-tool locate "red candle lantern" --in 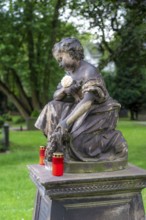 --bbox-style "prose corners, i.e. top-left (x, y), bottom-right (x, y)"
top-left (52, 152), bottom-right (64, 176)
top-left (39, 146), bottom-right (46, 165)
